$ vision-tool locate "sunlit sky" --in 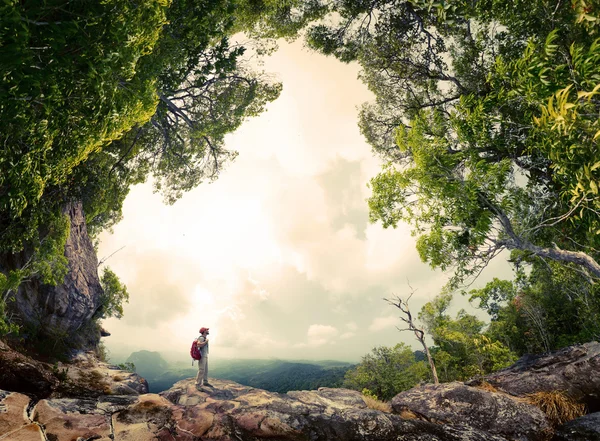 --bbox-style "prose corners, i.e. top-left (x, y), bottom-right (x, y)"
top-left (97, 39), bottom-right (512, 364)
